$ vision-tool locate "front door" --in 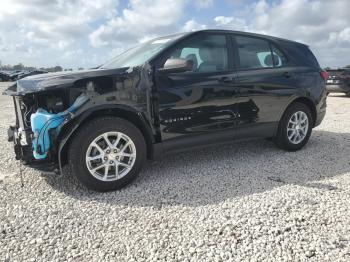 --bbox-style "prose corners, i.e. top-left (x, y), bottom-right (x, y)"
top-left (155, 32), bottom-right (239, 145)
